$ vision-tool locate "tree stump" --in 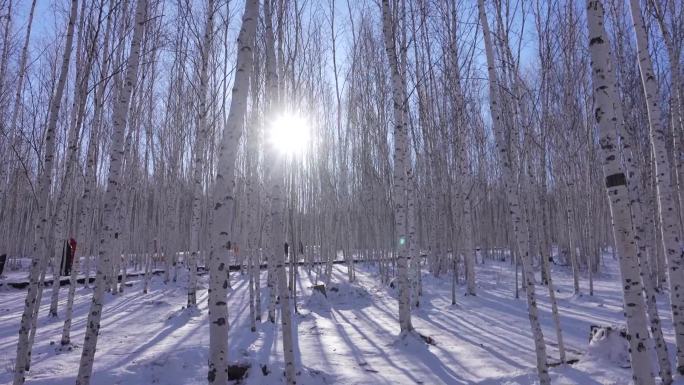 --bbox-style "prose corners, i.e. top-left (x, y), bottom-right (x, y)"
top-left (312, 284), bottom-right (327, 298)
